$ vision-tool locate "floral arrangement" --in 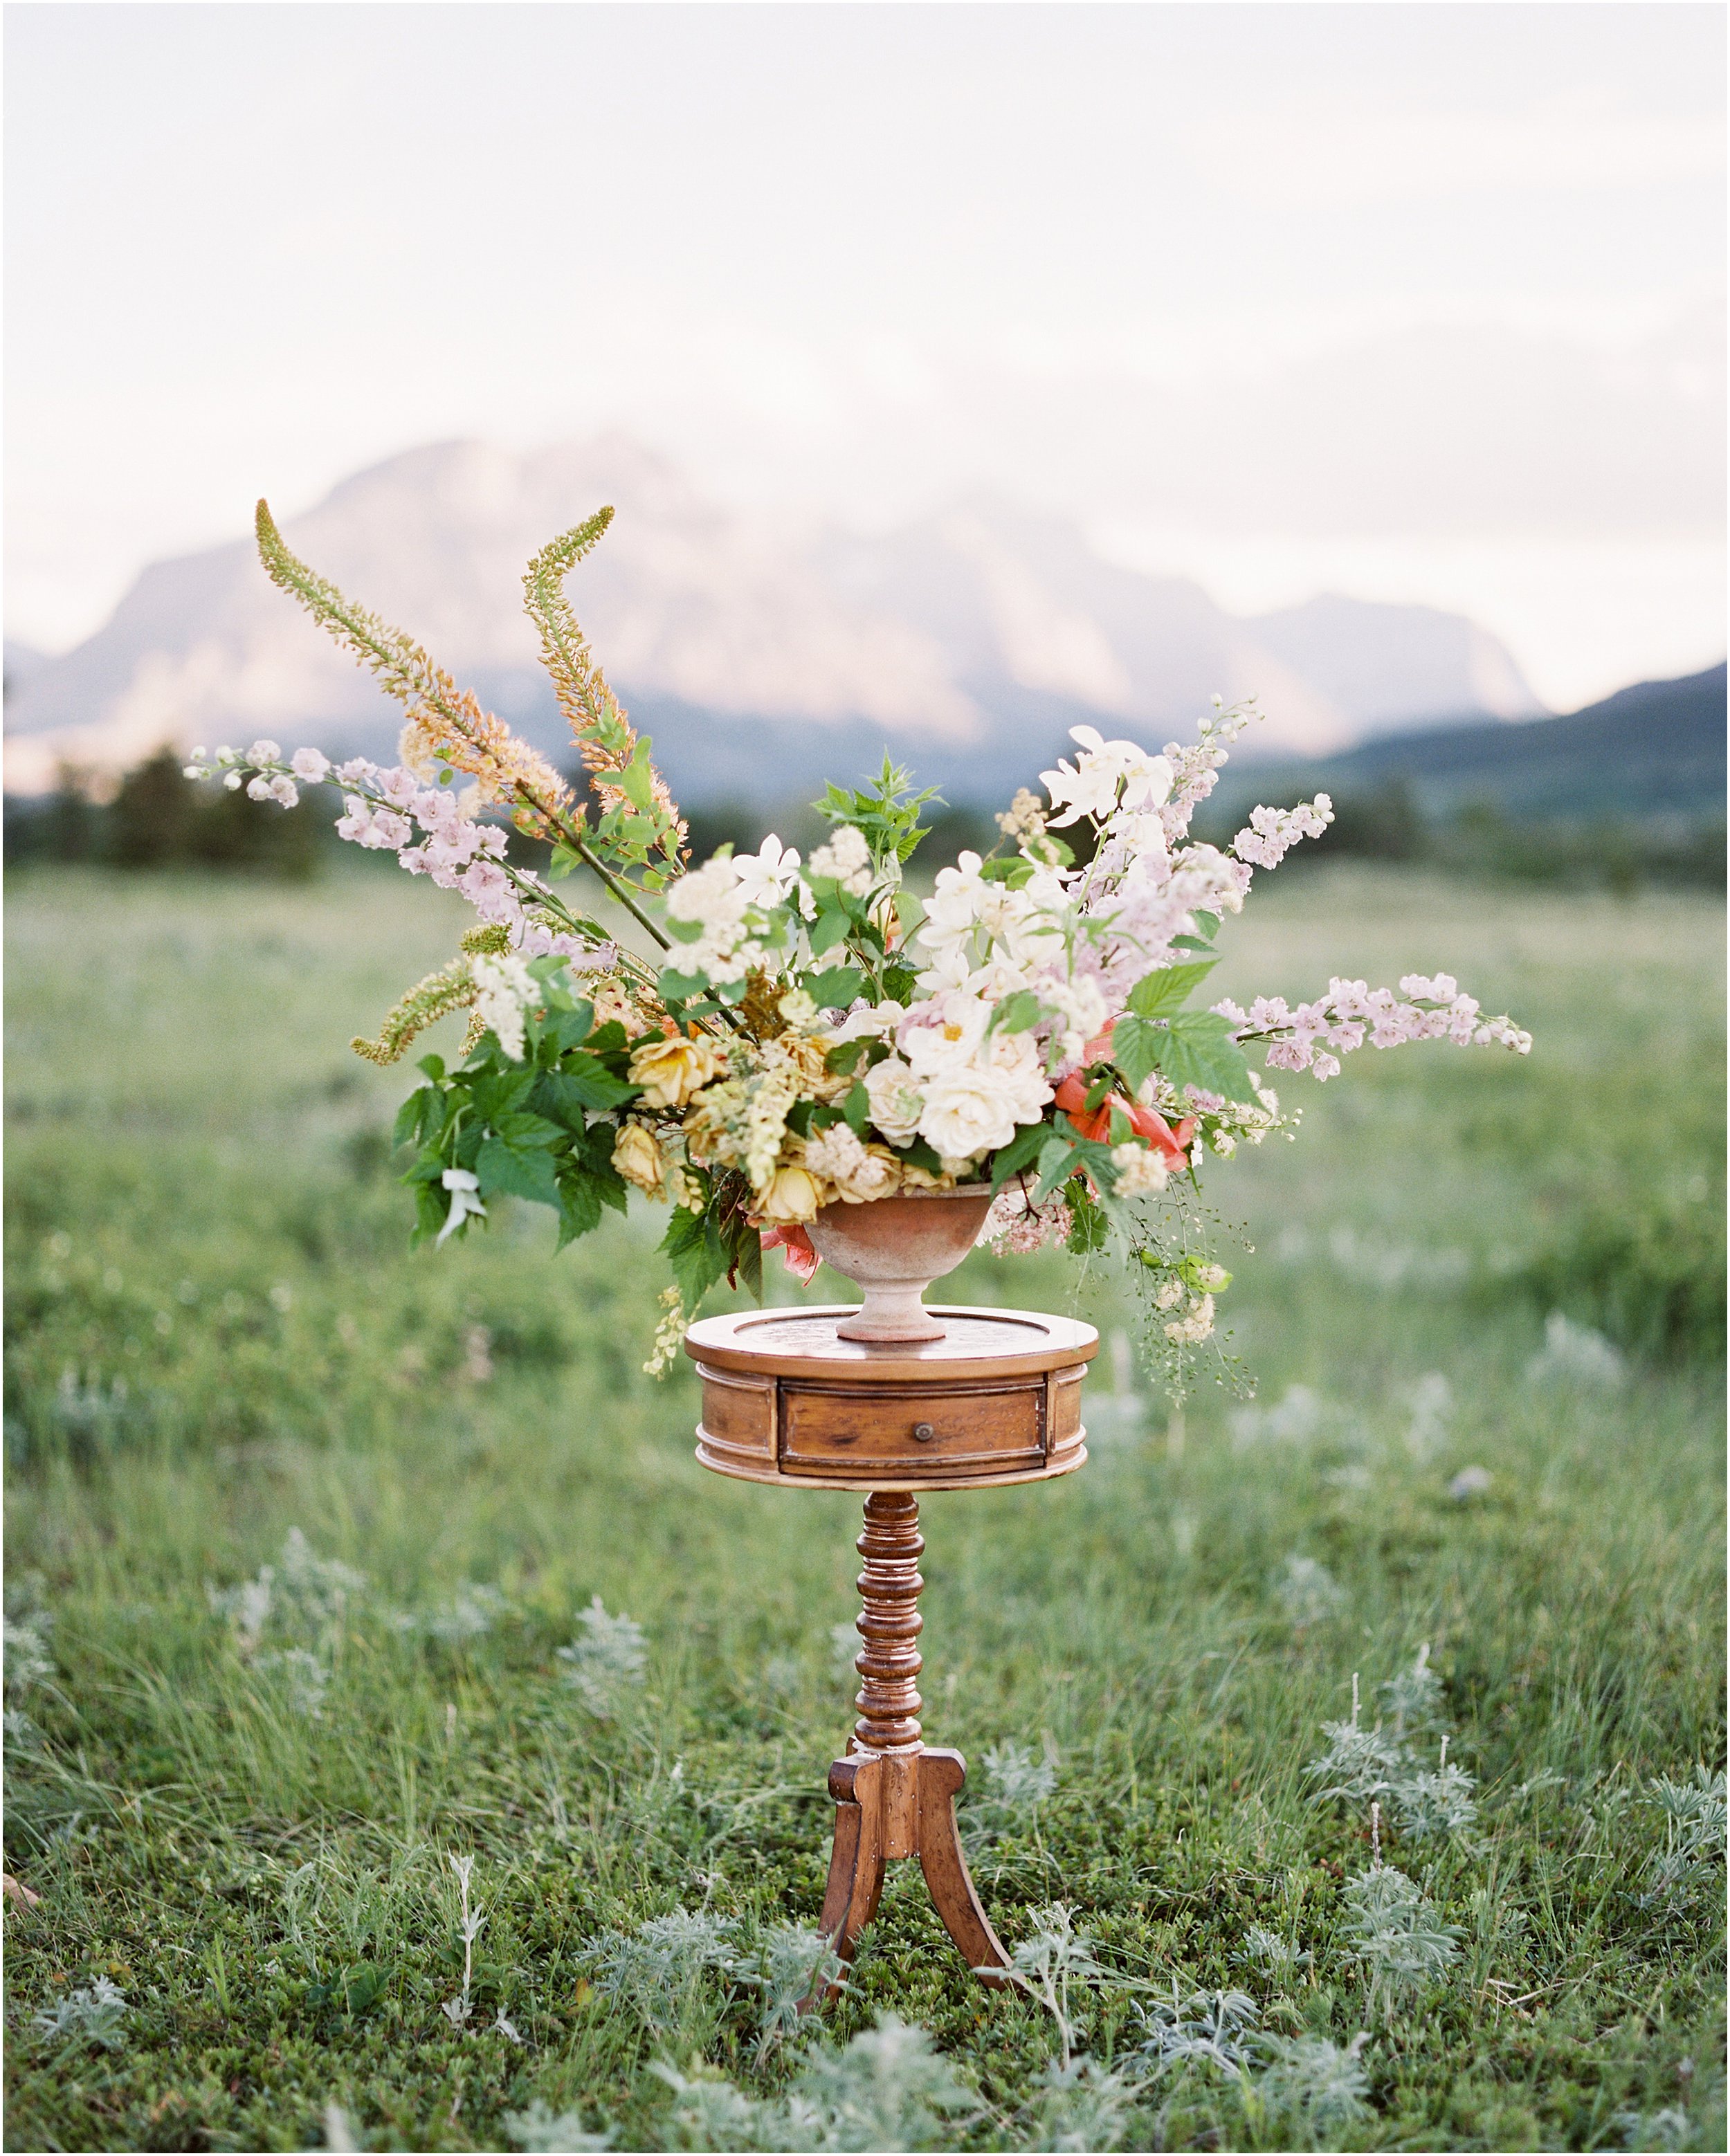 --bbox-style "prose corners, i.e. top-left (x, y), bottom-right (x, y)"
top-left (187, 502), bottom-right (1531, 1387)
